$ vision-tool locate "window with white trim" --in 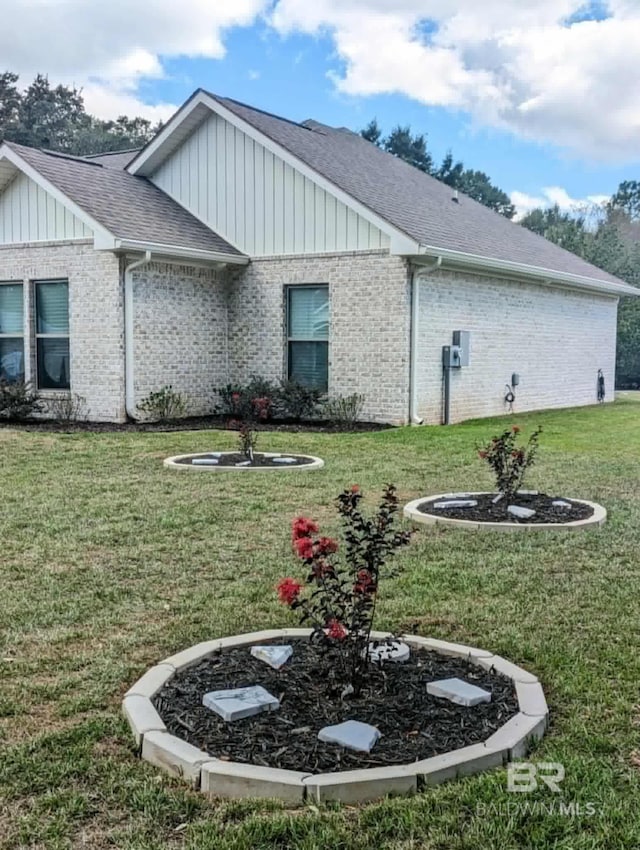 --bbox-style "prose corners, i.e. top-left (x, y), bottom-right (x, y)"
top-left (0, 282), bottom-right (24, 383)
top-left (35, 279), bottom-right (70, 390)
top-left (286, 284), bottom-right (329, 391)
